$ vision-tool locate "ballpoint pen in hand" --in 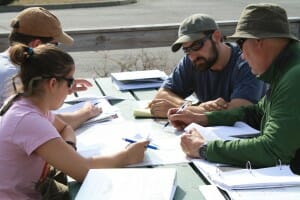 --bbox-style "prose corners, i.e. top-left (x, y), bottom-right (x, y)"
top-left (163, 101), bottom-right (190, 128)
top-left (123, 138), bottom-right (159, 150)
